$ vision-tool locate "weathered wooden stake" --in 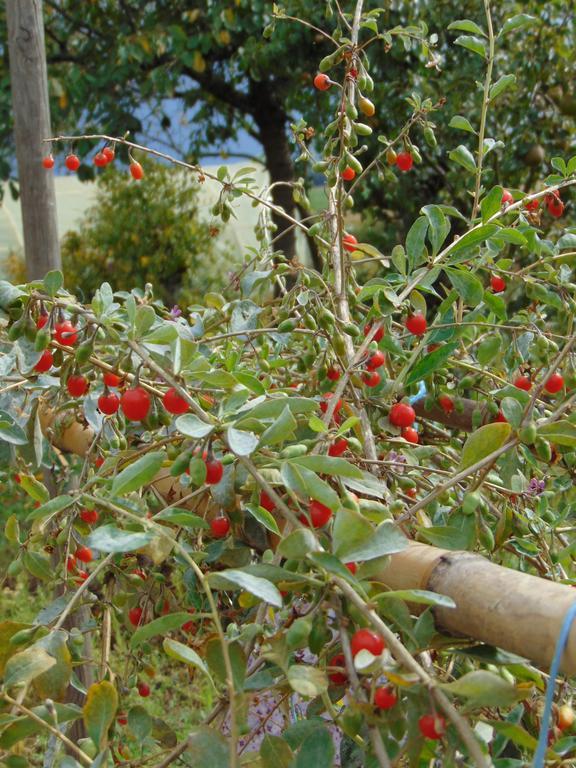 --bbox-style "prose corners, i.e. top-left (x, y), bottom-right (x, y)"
top-left (6, 0), bottom-right (61, 279)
